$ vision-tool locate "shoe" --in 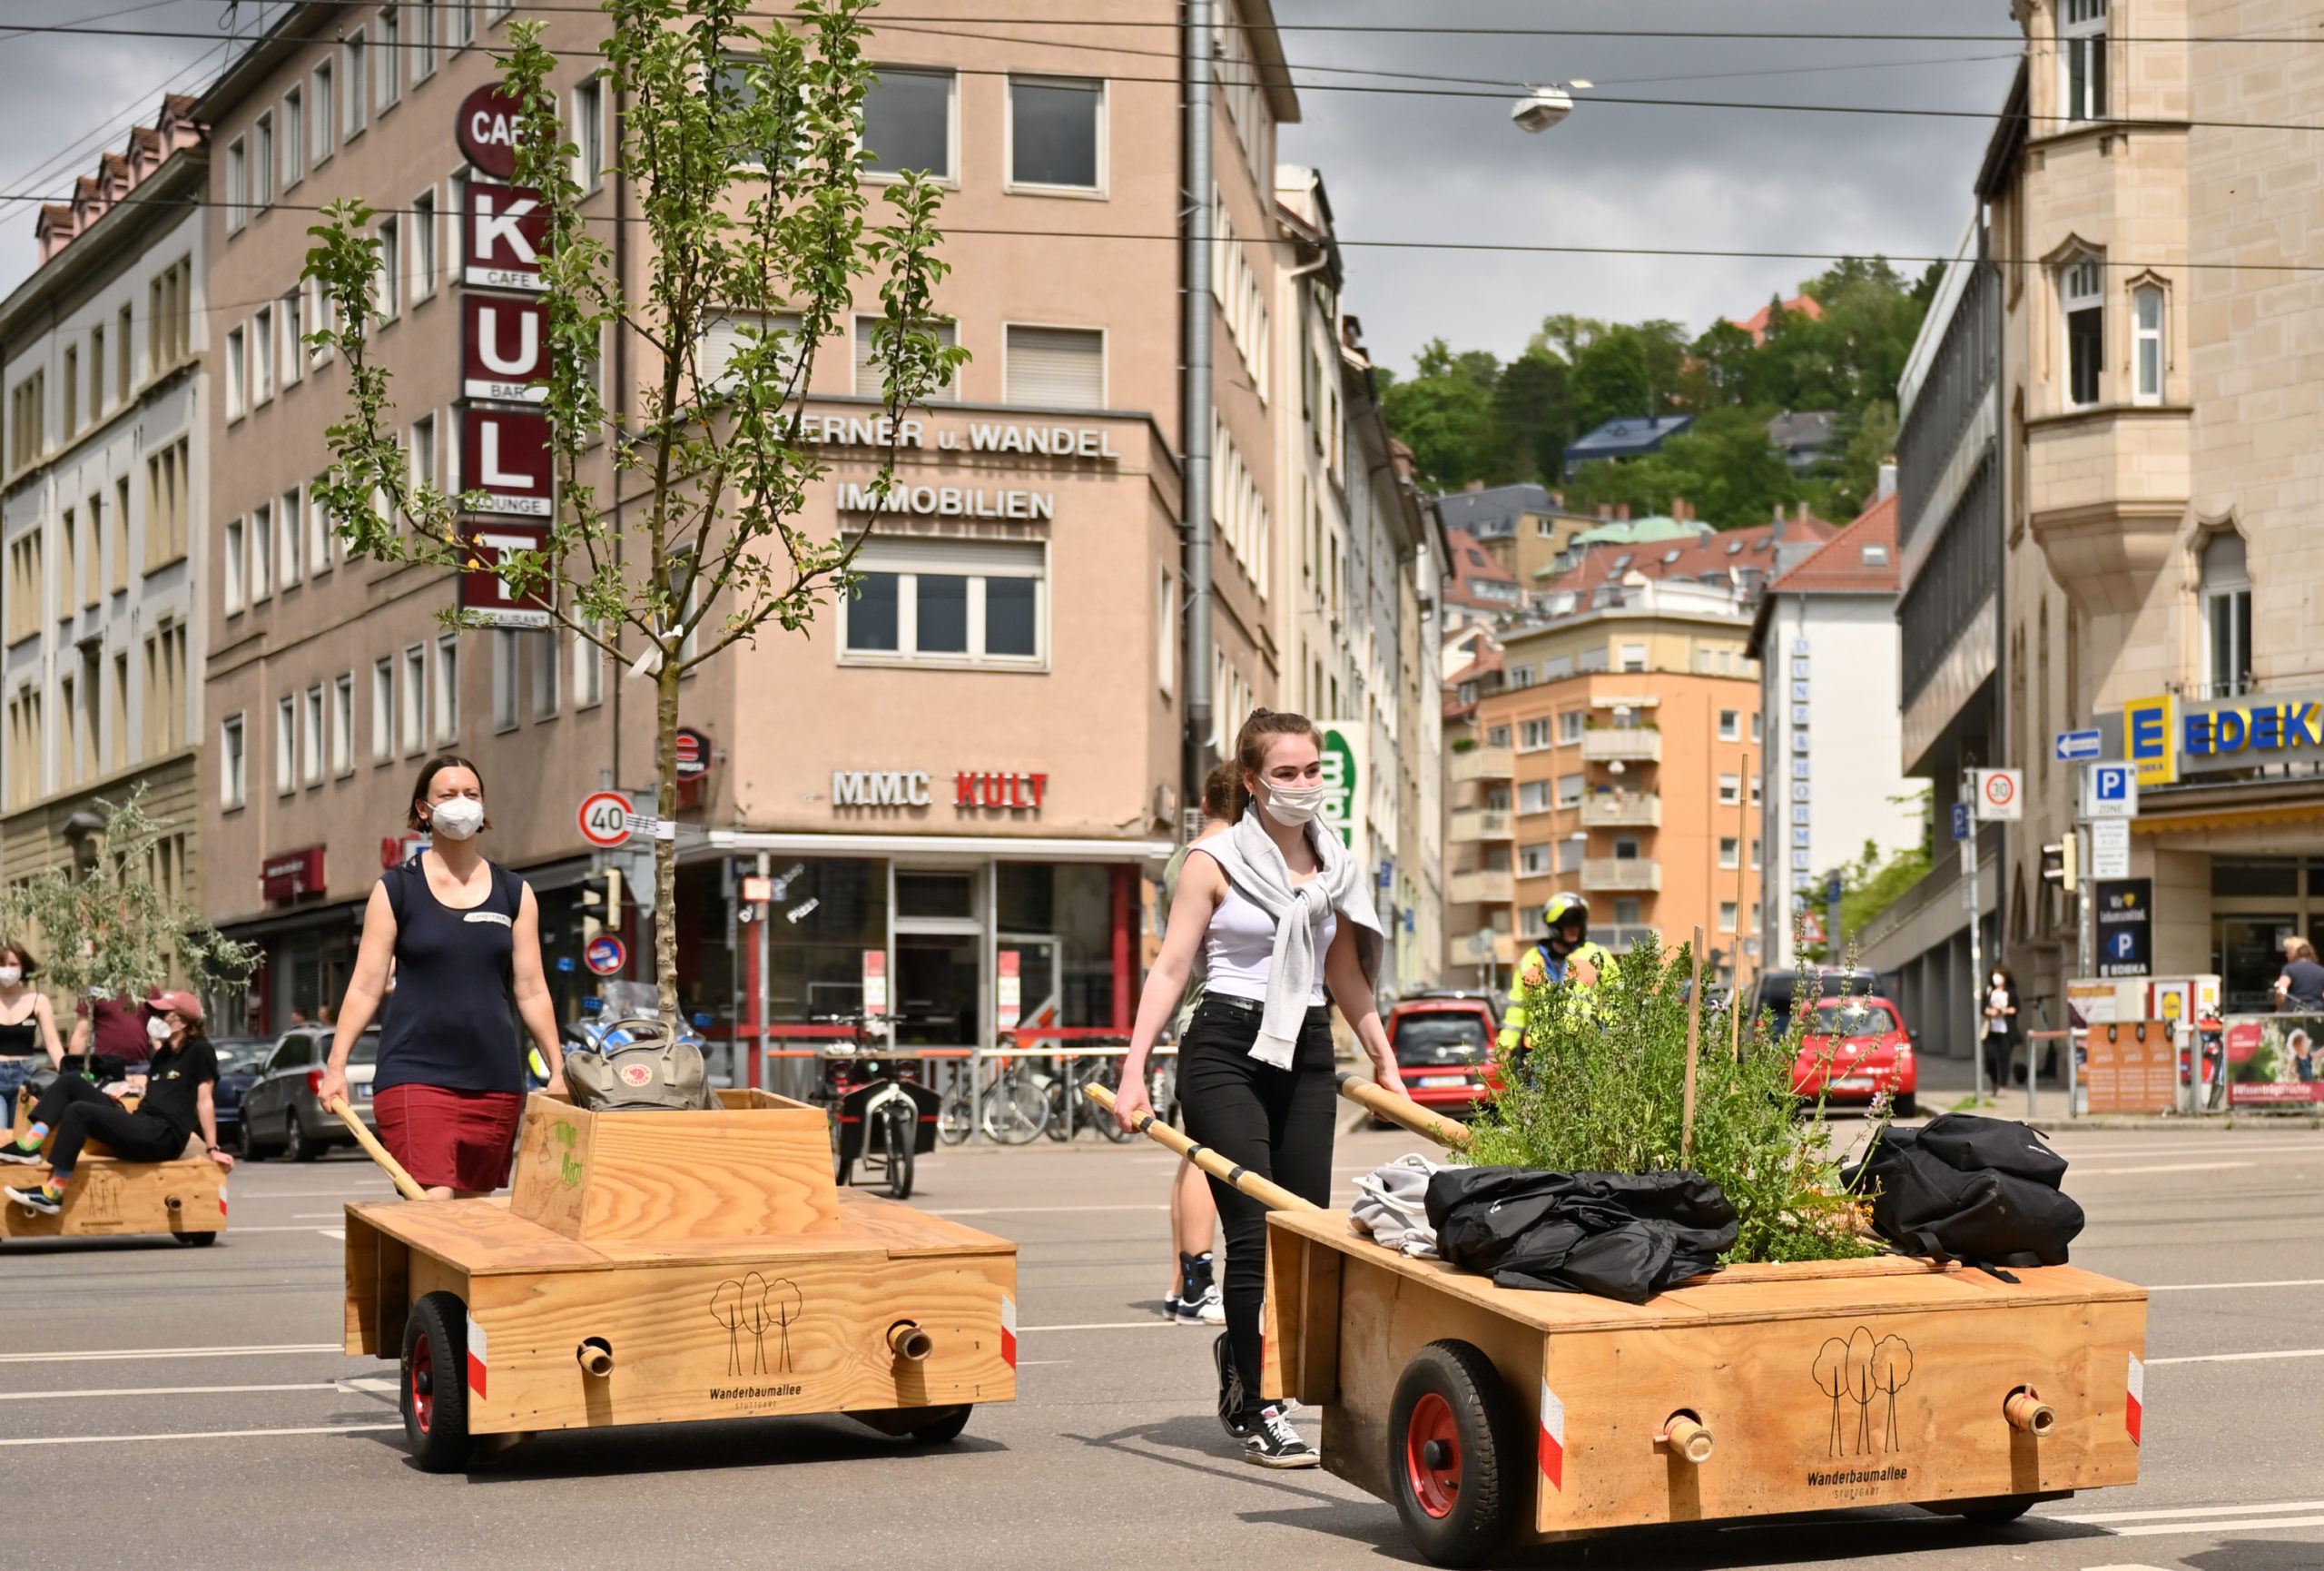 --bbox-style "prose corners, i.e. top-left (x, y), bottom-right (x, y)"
top-left (5, 1185), bottom-right (59, 1215)
top-left (1242, 1403), bottom-right (1319, 1468)
top-left (0, 1144), bottom-right (43, 1166)
top-left (1162, 1292), bottom-right (1184, 1321)
top-left (1214, 1332), bottom-right (1251, 1440)
top-left (1176, 1281), bottom-right (1226, 1326)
